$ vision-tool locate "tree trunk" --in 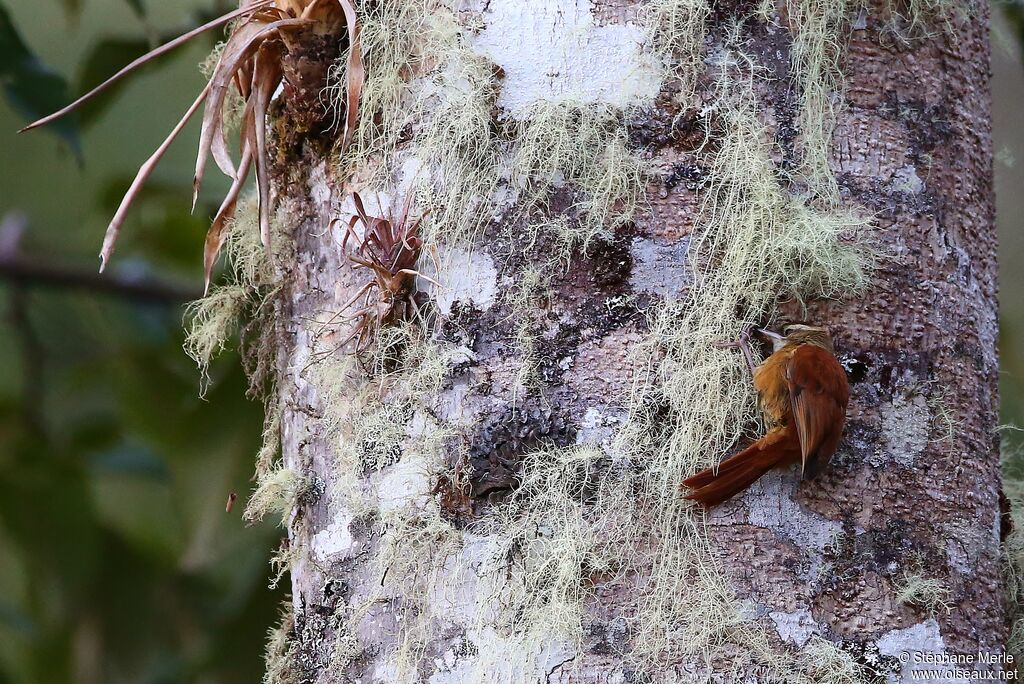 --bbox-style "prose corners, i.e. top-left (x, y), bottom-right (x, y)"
top-left (257, 0), bottom-right (1001, 681)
